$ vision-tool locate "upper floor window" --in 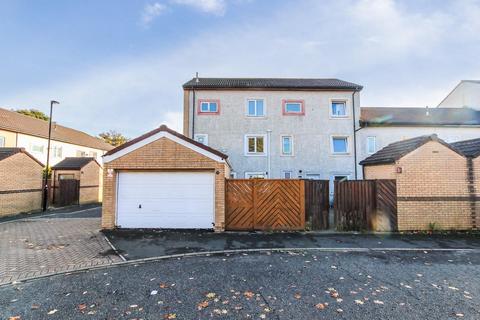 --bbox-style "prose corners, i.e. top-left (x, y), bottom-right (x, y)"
top-left (52, 146), bottom-right (62, 158)
top-left (281, 135), bottom-right (293, 156)
top-left (245, 135), bottom-right (266, 156)
top-left (331, 101), bottom-right (347, 117)
top-left (282, 100), bottom-right (305, 115)
top-left (76, 150), bottom-right (87, 157)
top-left (282, 171), bottom-right (293, 179)
top-left (198, 99), bottom-right (219, 114)
top-left (0, 136), bottom-right (5, 147)
top-left (194, 134), bottom-right (209, 146)
top-left (31, 144), bottom-right (44, 154)
top-left (247, 99), bottom-right (265, 117)
top-left (331, 136), bottom-right (349, 154)
top-left (245, 172), bottom-right (266, 179)
top-left (367, 136), bottom-right (376, 154)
